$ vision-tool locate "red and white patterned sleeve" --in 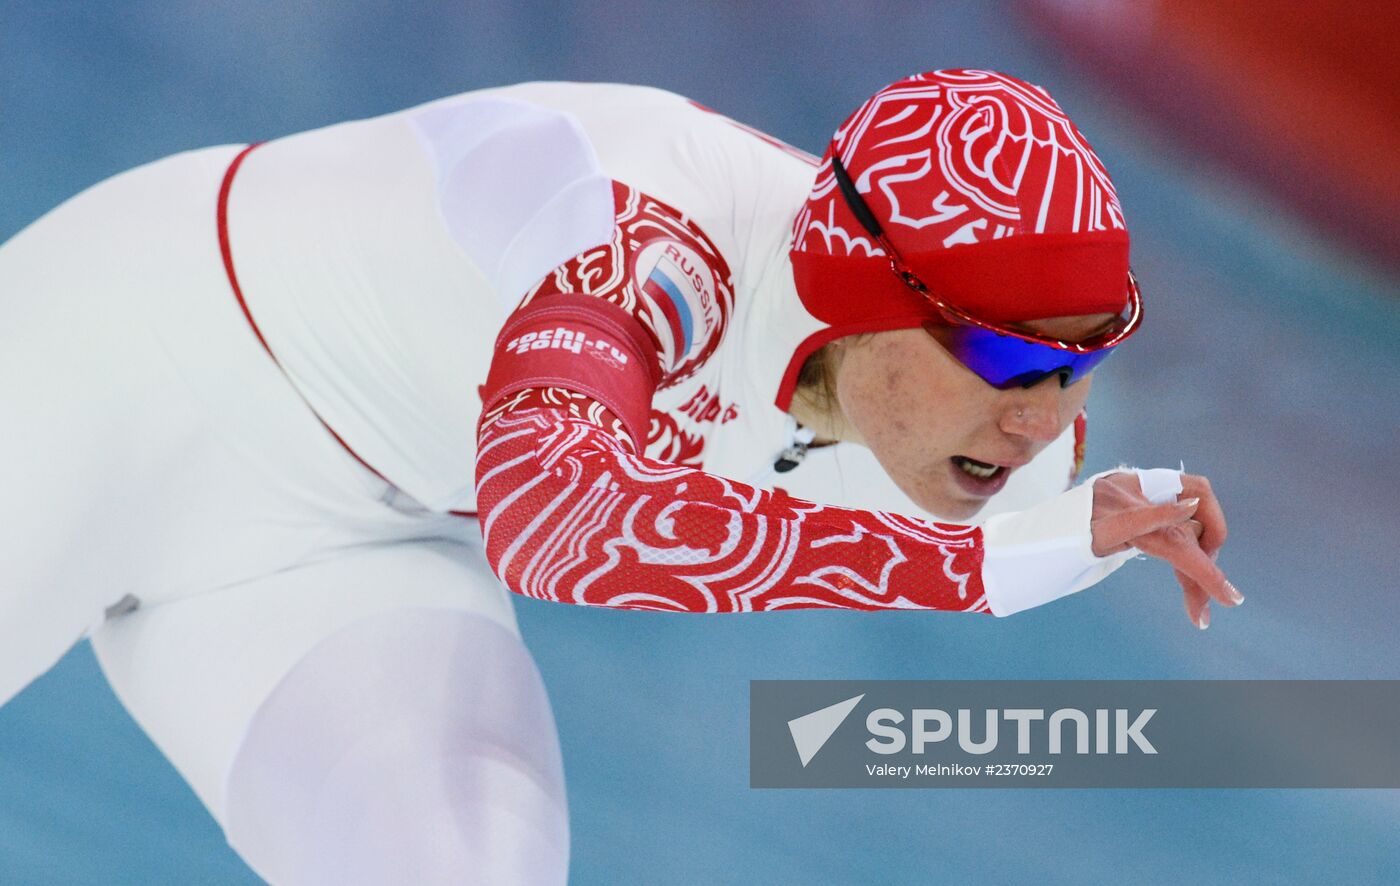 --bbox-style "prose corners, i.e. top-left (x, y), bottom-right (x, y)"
top-left (475, 183), bottom-right (990, 613)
